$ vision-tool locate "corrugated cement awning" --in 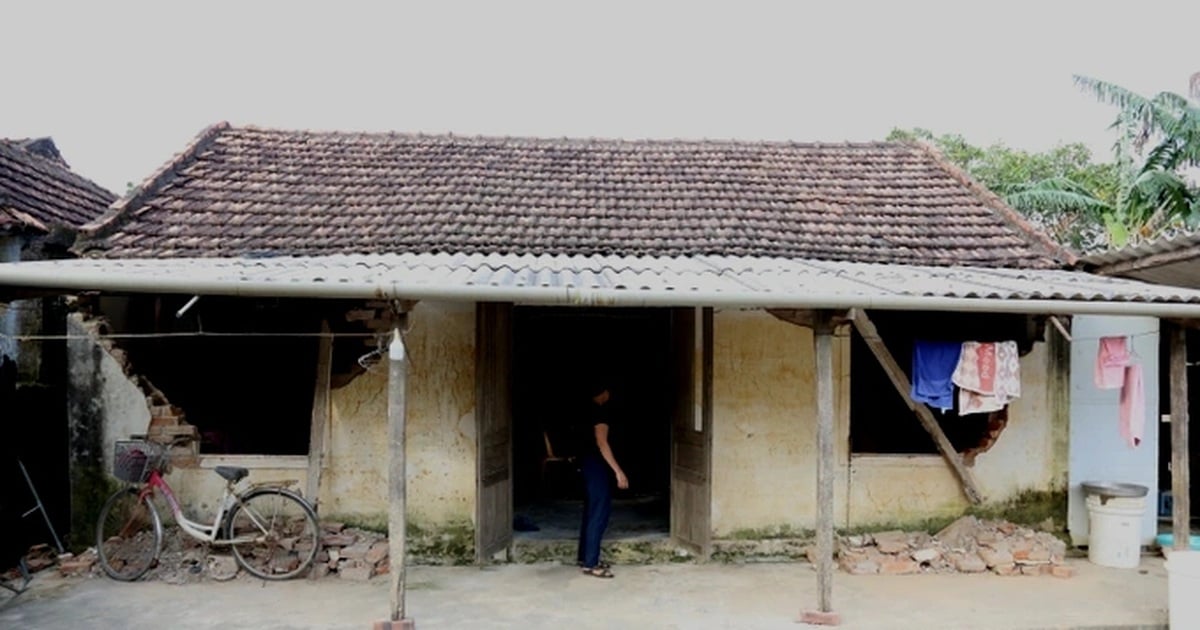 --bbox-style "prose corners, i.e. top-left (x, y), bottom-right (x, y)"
top-left (4, 253), bottom-right (1200, 317)
top-left (1083, 231), bottom-right (1200, 289)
